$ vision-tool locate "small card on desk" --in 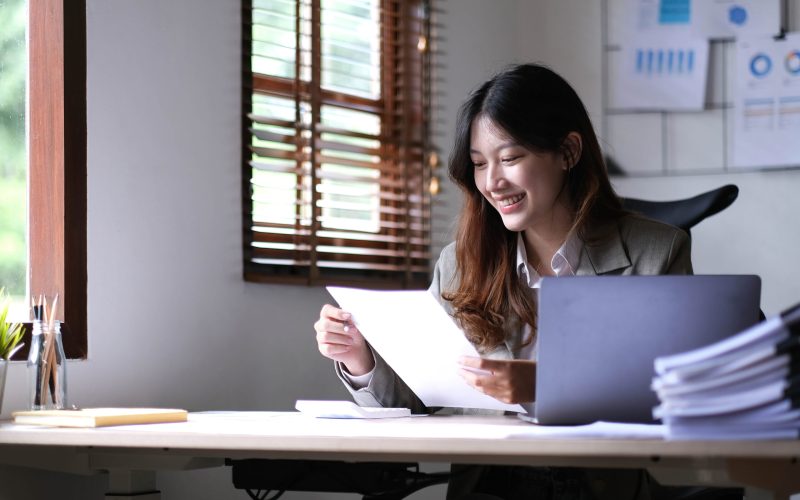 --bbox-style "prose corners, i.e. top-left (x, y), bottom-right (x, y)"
top-left (12, 408), bottom-right (188, 428)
